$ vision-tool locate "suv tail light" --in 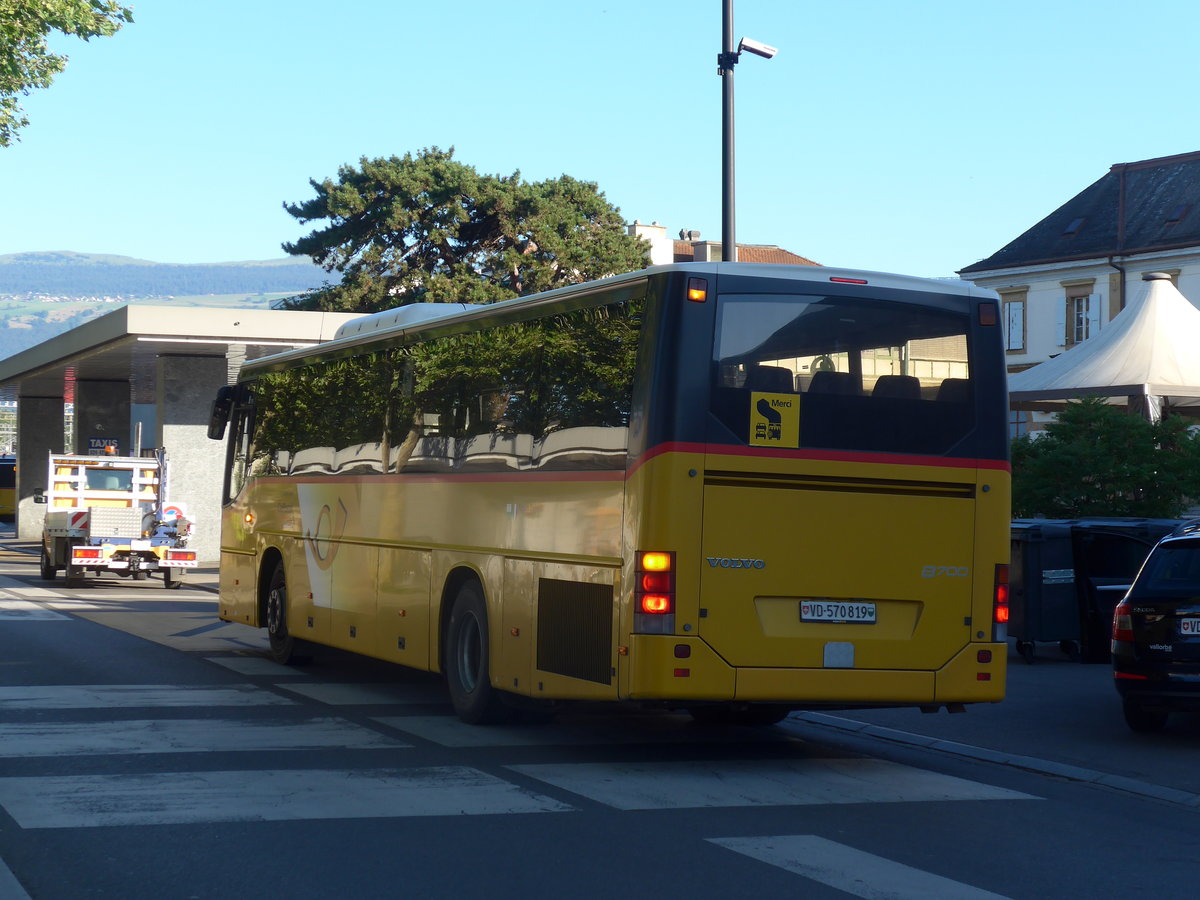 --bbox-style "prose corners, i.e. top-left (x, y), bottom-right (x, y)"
top-left (992, 564), bottom-right (1009, 641)
top-left (1113, 597), bottom-right (1134, 643)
